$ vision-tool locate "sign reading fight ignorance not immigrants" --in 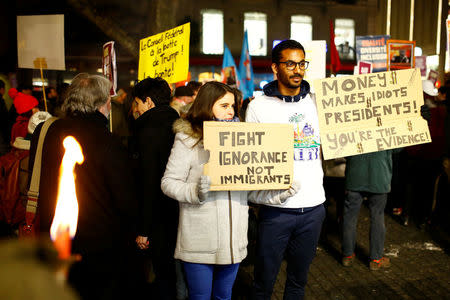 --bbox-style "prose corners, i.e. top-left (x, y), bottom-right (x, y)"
top-left (203, 122), bottom-right (293, 191)
top-left (138, 23), bottom-right (190, 83)
top-left (313, 68), bottom-right (431, 160)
